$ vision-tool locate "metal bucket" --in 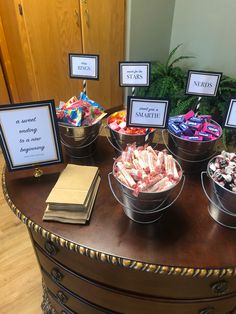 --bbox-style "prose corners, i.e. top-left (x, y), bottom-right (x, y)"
top-left (162, 120), bottom-right (222, 173)
top-left (58, 120), bottom-right (102, 158)
top-left (201, 162), bottom-right (236, 229)
top-left (106, 111), bottom-right (156, 153)
top-left (108, 158), bottom-right (185, 224)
